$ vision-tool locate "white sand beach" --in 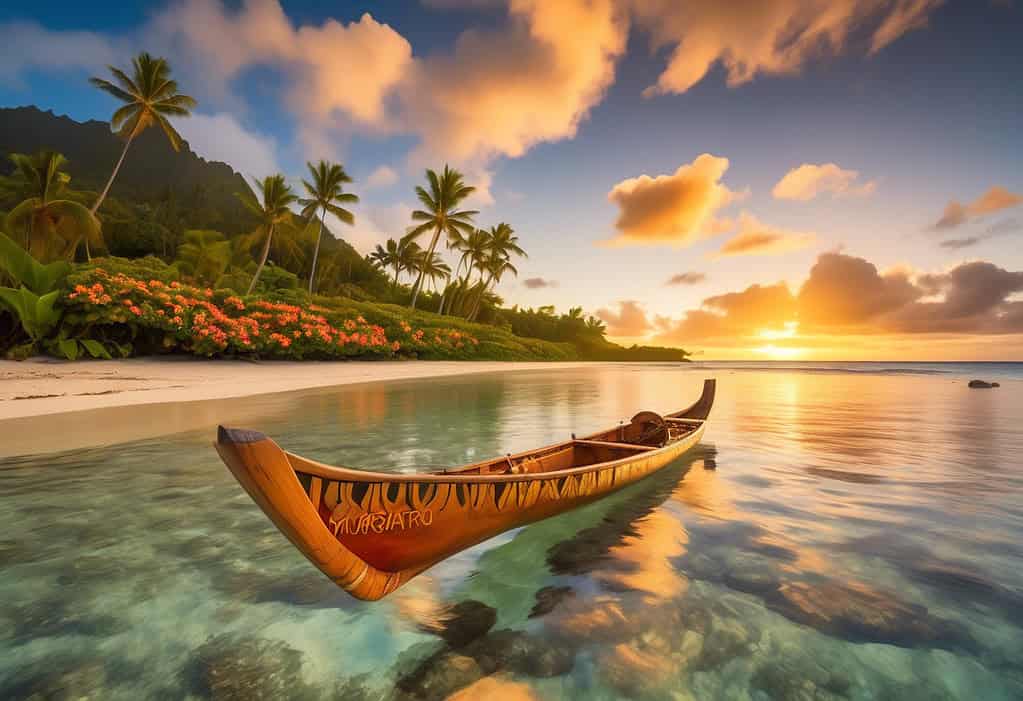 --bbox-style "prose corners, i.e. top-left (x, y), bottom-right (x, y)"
top-left (0, 358), bottom-right (592, 456)
top-left (0, 358), bottom-right (593, 419)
